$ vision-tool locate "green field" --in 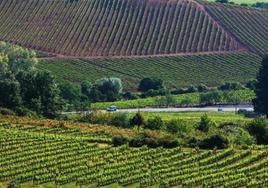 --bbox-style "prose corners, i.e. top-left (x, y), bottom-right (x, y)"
top-left (137, 111), bottom-right (250, 124)
top-left (91, 89), bottom-right (255, 109)
top-left (1, 116), bottom-right (268, 188)
top-left (38, 53), bottom-right (261, 91)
